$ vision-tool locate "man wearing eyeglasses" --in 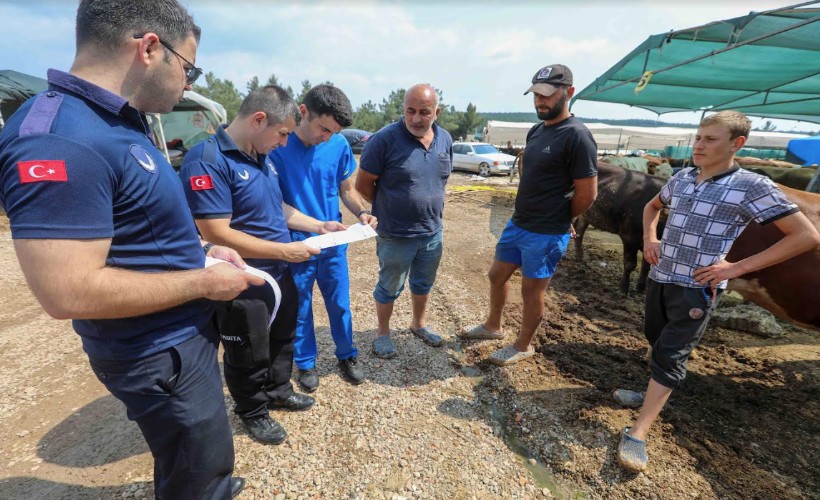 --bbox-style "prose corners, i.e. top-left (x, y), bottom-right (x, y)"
top-left (0, 1), bottom-right (255, 498)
